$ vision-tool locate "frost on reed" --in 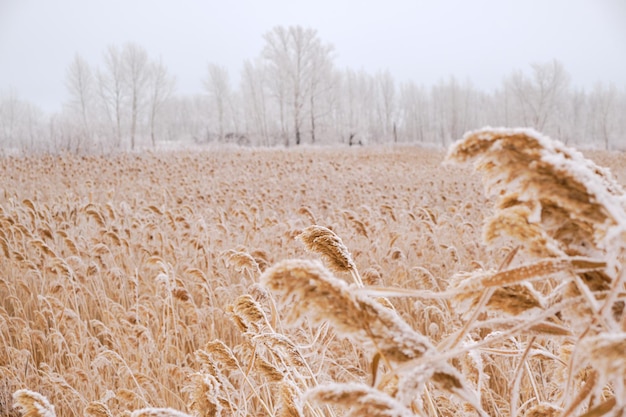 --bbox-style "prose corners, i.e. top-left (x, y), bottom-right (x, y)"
top-left (260, 259), bottom-right (432, 363)
top-left (12, 390), bottom-right (56, 417)
top-left (306, 383), bottom-right (413, 417)
top-left (297, 225), bottom-right (364, 286)
top-left (445, 127), bottom-right (626, 261)
top-left (446, 127), bottom-right (626, 414)
top-left (446, 128), bottom-right (626, 322)
top-left (130, 408), bottom-right (193, 417)
top-left (260, 259), bottom-right (484, 415)
top-left (84, 401), bottom-right (114, 417)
